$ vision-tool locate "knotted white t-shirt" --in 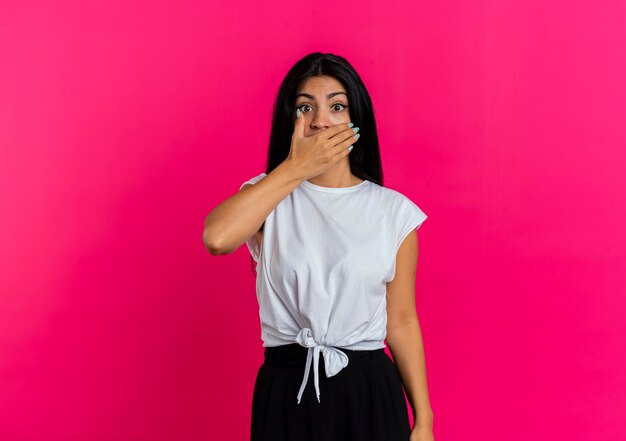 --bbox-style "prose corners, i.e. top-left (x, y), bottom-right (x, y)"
top-left (239, 172), bottom-right (428, 403)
